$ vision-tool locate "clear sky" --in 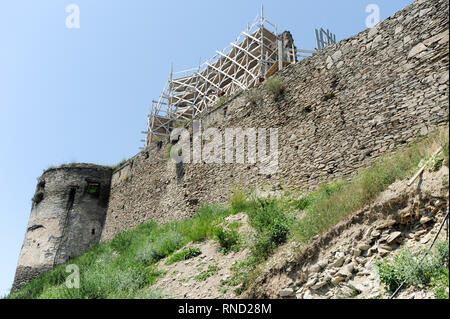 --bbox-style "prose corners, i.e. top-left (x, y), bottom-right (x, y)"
top-left (0, 0), bottom-right (414, 296)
